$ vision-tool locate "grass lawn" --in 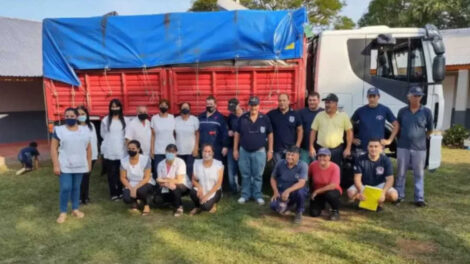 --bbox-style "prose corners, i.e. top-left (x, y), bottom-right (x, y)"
top-left (1, 147), bottom-right (470, 264)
